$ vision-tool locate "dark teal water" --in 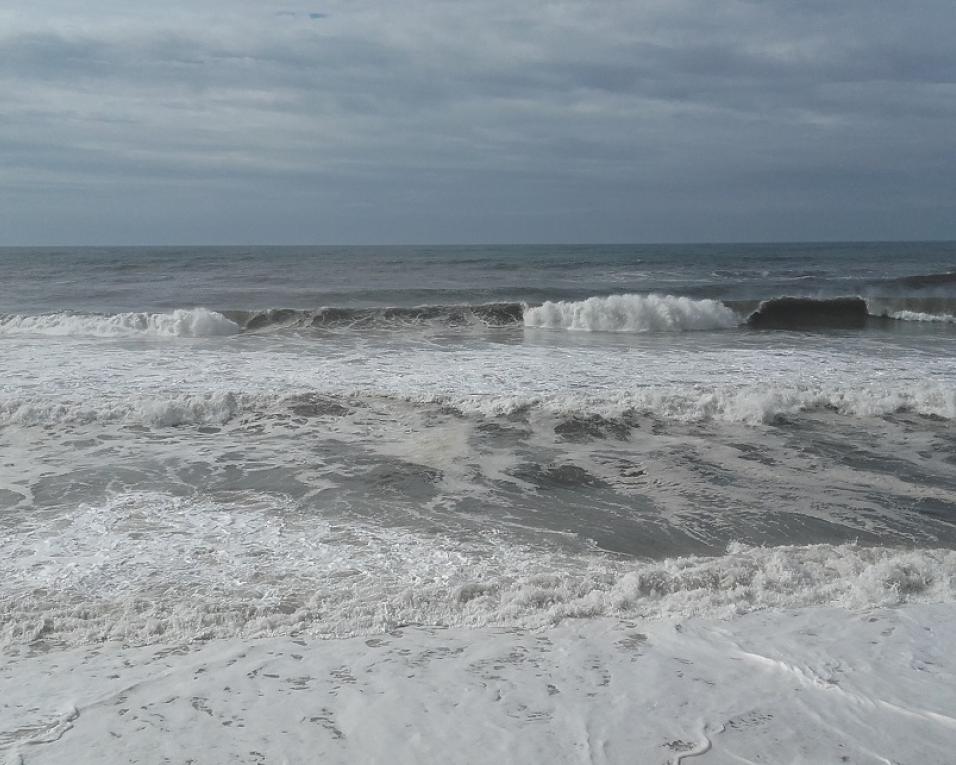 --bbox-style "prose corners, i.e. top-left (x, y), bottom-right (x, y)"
top-left (2, 241), bottom-right (955, 313)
